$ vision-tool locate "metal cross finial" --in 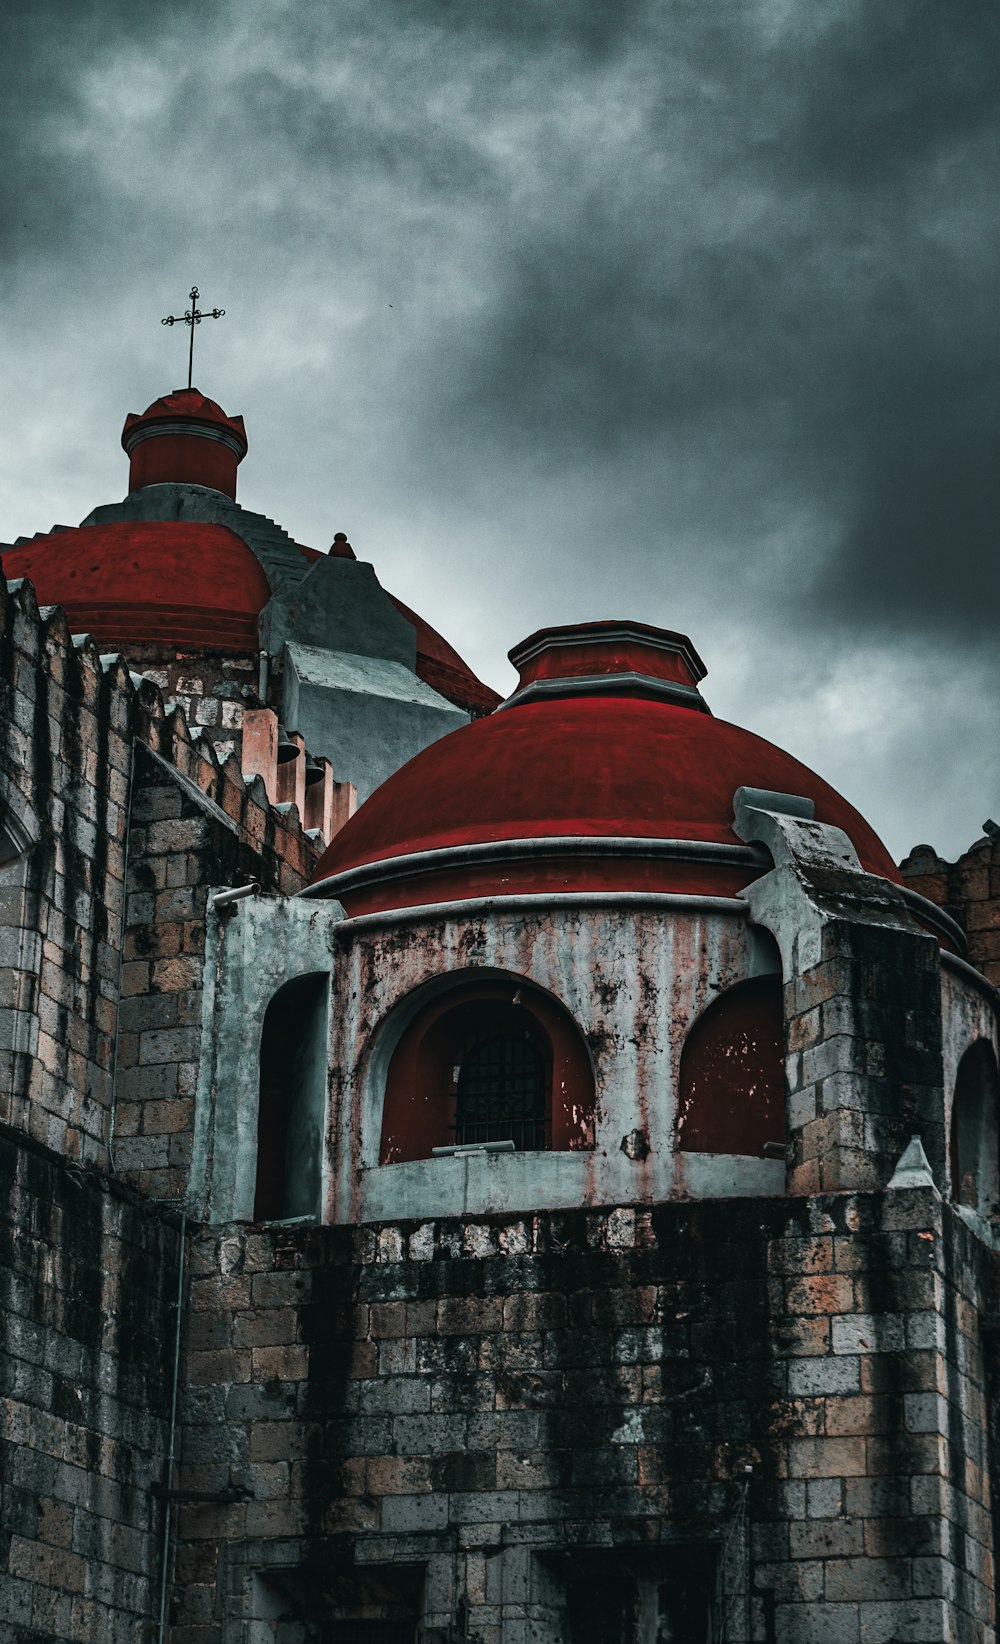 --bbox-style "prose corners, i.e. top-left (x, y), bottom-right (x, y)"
top-left (161, 285), bottom-right (225, 390)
